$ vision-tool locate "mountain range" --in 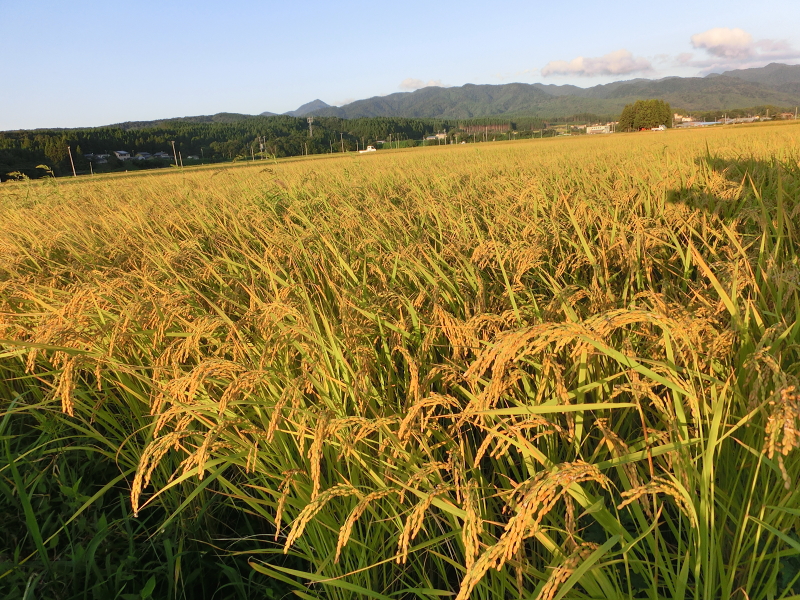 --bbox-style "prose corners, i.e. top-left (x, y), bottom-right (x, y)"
top-left (104, 63), bottom-right (800, 130)
top-left (267, 63), bottom-right (800, 120)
